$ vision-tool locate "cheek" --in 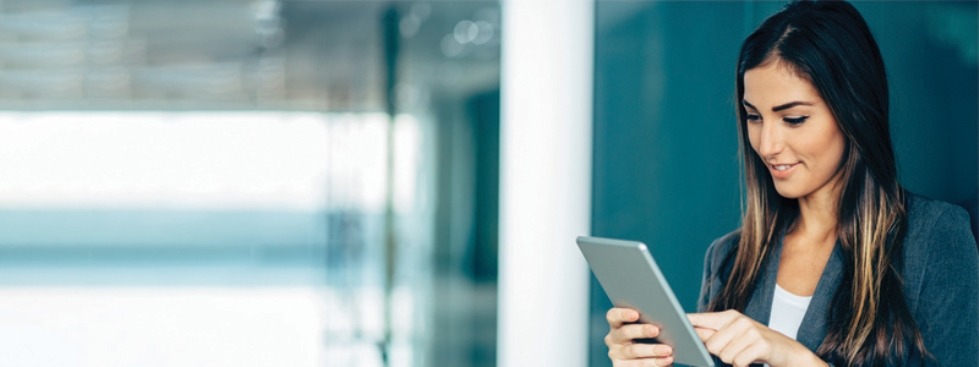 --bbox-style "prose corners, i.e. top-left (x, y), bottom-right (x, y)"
top-left (746, 124), bottom-right (761, 153)
top-left (809, 127), bottom-right (846, 170)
